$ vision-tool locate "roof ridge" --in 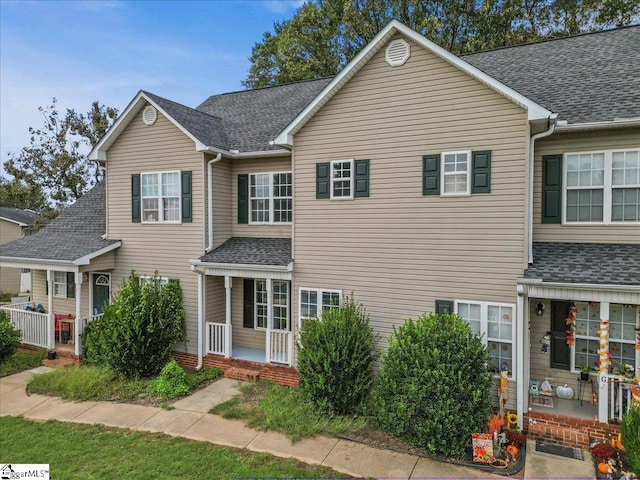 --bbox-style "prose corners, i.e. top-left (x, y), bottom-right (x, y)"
top-left (141, 90), bottom-right (224, 122)
top-left (199, 77), bottom-right (334, 102)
